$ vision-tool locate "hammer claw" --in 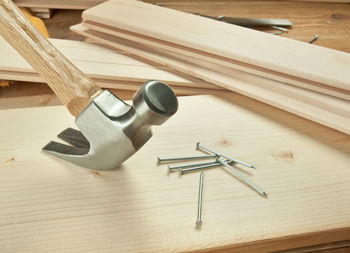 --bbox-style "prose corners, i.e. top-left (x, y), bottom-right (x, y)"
top-left (57, 128), bottom-right (90, 148)
top-left (42, 141), bottom-right (88, 156)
